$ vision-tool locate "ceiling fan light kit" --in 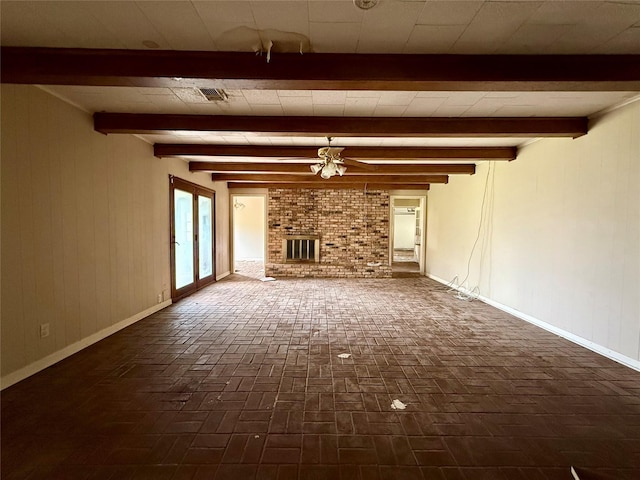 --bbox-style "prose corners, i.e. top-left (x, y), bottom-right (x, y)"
top-left (311, 157), bottom-right (347, 179)
top-left (320, 164), bottom-right (335, 179)
top-left (311, 136), bottom-right (349, 179)
top-left (310, 163), bottom-right (323, 174)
